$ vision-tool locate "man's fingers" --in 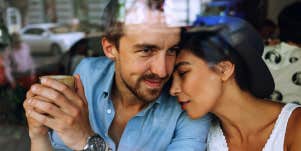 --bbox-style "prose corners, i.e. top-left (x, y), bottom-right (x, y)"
top-left (40, 77), bottom-right (83, 107)
top-left (27, 108), bottom-right (58, 129)
top-left (26, 88), bottom-right (35, 98)
top-left (29, 98), bottom-right (65, 119)
top-left (30, 84), bottom-right (74, 111)
top-left (27, 107), bottom-right (70, 132)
